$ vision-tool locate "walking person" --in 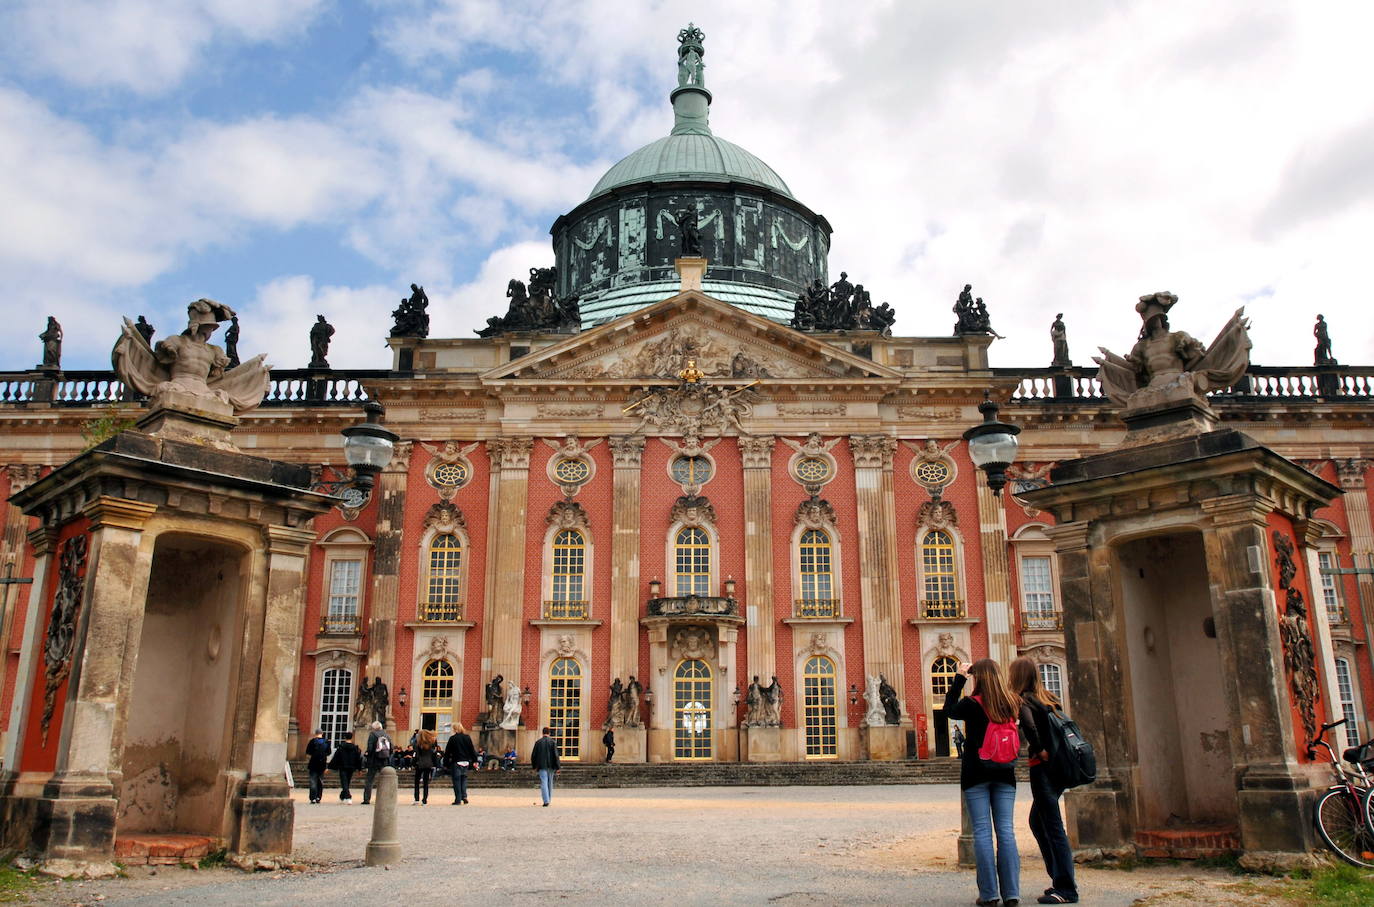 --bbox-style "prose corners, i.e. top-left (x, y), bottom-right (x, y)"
top-left (305, 728), bottom-right (331, 804)
top-left (1010, 657), bottom-right (1079, 904)
top-left (445, 722), bottom-right (478, 804)
top-left (530, 726), bottom-right (561, 807)
top-left (944, 658), bottom-right (1030, 907)
top-left (360, 720), bottom-right (392, 805)
top-left (412, 728), bottom-right (438, 805)
top-left (327, 731), bottom-right (362, 803)
top-left (603, 727), bottom-right (615, 763)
